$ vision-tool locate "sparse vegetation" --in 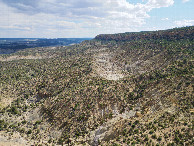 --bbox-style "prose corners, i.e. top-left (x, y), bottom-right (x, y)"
top-left (0, 26), bottom-right (193, 145)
